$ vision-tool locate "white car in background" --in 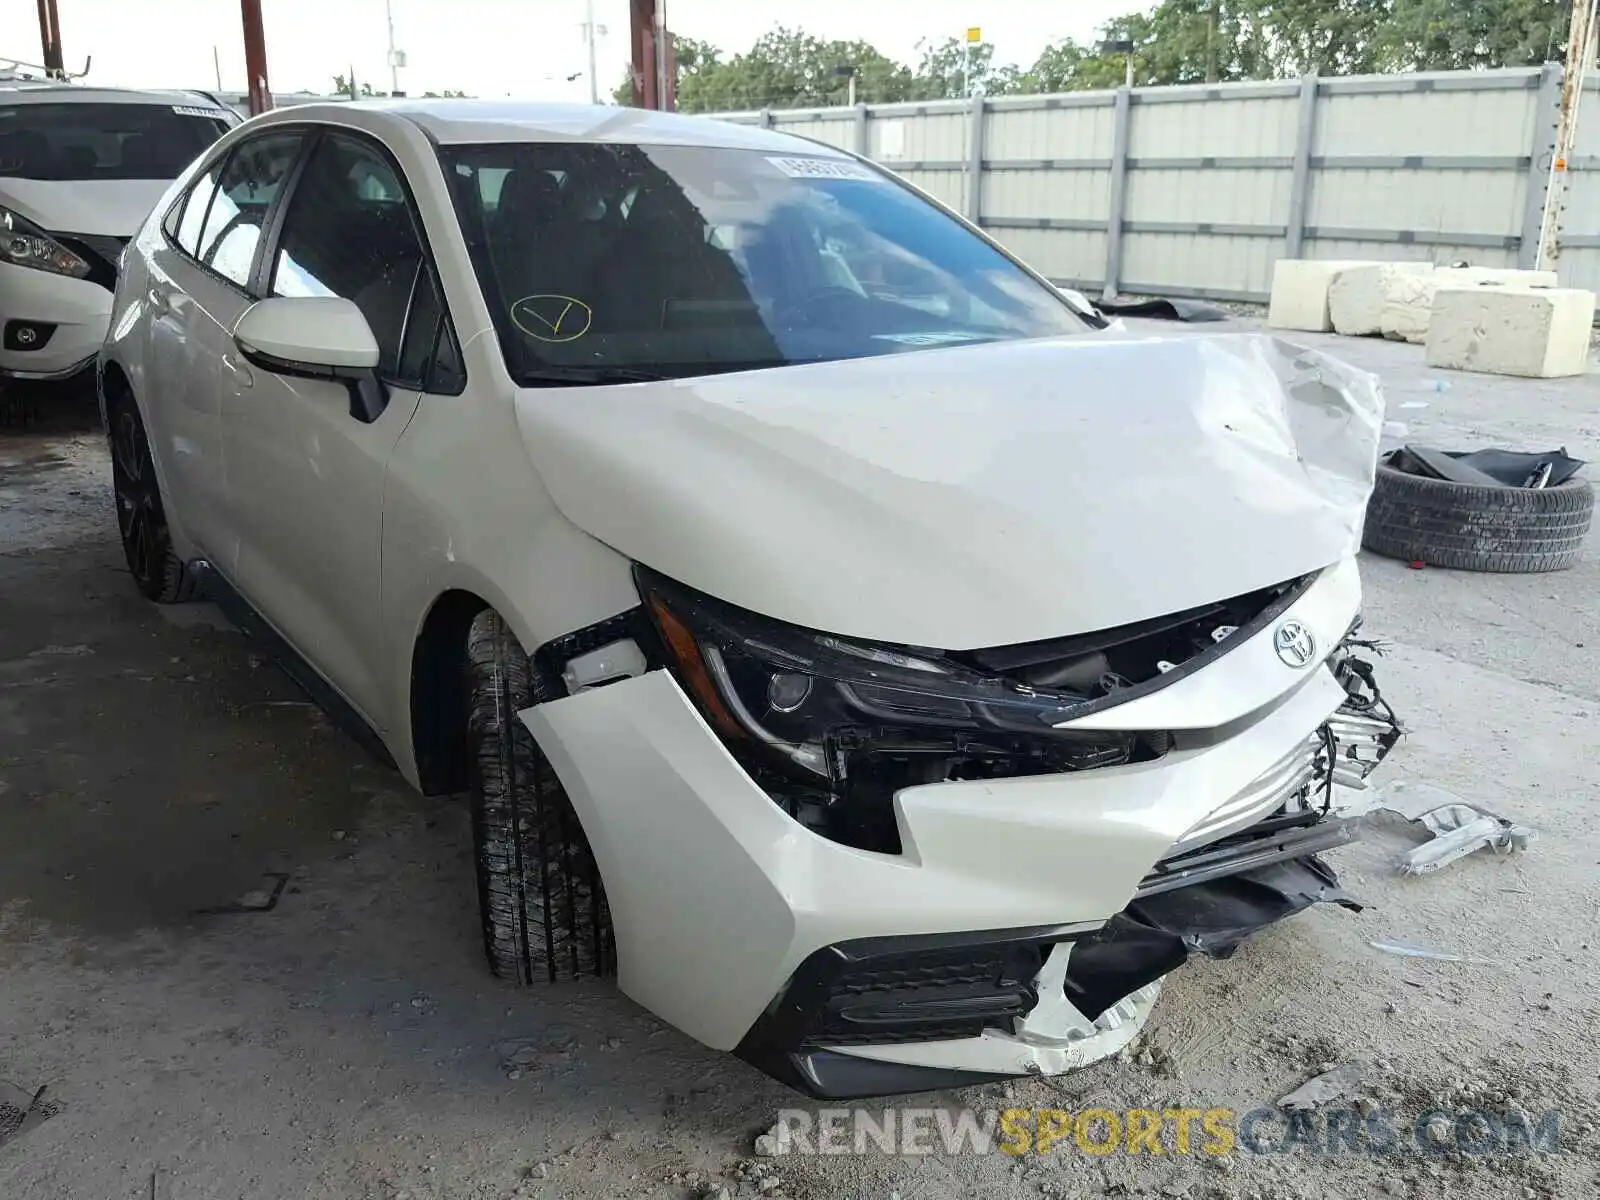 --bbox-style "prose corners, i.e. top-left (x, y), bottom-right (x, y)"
top-left (0, 83), bottom-right (235, 383)
top-left (98, 100), bottom-right (1400, 1098)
